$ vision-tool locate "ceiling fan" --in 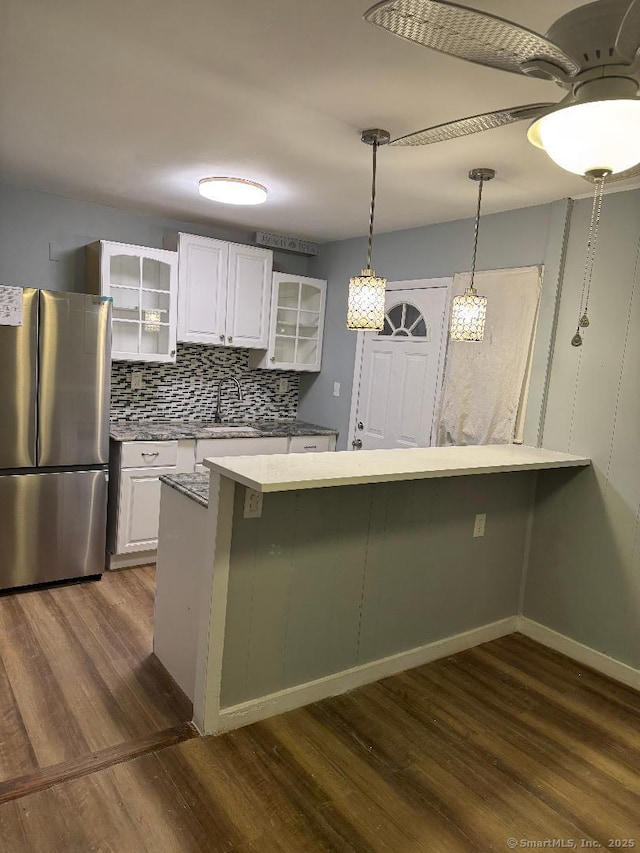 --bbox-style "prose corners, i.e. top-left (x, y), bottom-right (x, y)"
top-left (364, 0), bottom-right (640, 182)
